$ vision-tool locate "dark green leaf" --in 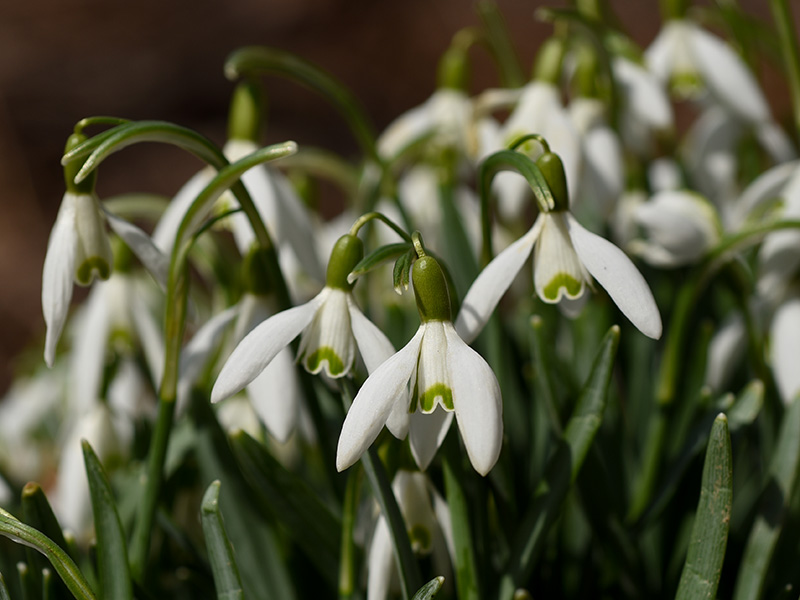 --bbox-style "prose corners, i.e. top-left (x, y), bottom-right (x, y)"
top-left (349, 243), bottom-right (411, 283)
top-left (411, 576), bottom-right (445, 600)
top-left (82, 441), bottom-right (133, 600)
top-left (675, 414), bottom-right (732, 600)
top-left (201, 481), bottom-right (244, 600)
